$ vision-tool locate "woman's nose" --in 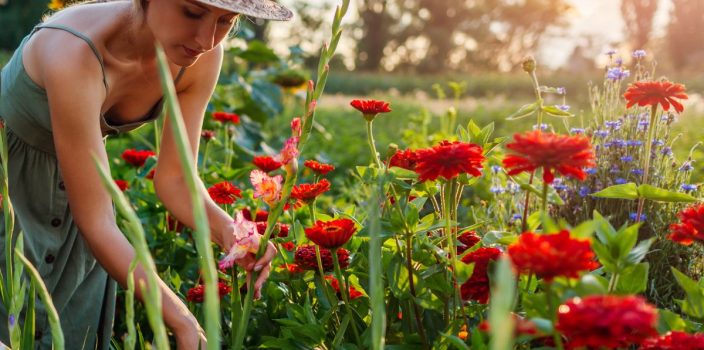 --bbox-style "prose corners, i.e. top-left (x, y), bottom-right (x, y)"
top-left (195, 21), bottom-right (217, 51)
